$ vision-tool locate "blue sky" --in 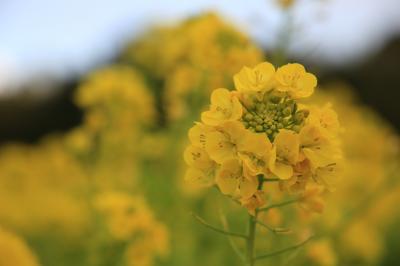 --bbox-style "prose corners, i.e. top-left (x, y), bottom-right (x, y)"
top-left (0, 0), bottom-right (399, 91)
